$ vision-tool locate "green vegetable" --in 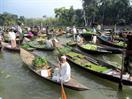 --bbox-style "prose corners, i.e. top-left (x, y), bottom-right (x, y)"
top-left (21, 44), bottom-right (30, 49)
top-left (28, 41), bottom-right (46, 48)
top-left (83, 30), bottom-right (96, 34)
top-left (32, 56), bottom-right (48, 69)
top-left (57, 47), bottom-right (72, 55)
top-left (67, 52), bottom-right (108, 72)
top-left (66, 52), bottom-right (85, 58)
top-left (81, 44), bottom-right (97, 50)
top-left (113, 41), bottom-right (127, 46)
